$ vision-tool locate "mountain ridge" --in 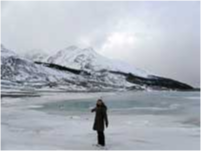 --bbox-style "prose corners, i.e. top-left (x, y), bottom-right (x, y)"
top-left (46, 45), bottom-right (150, 78)
top-left (1, 45), bottom-right (194, 91)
